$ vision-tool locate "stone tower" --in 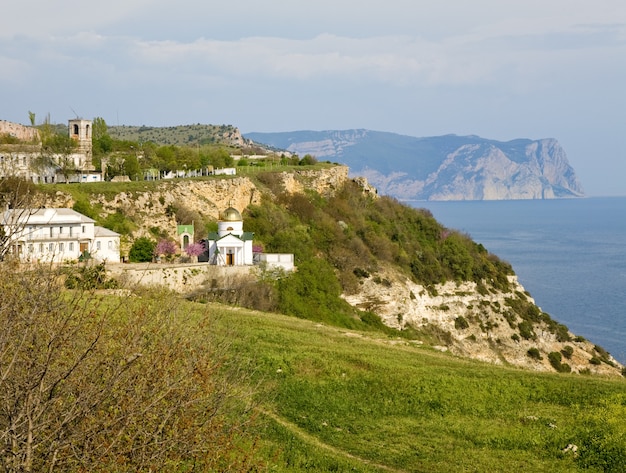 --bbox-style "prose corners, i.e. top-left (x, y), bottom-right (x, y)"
top-left (68, 118), bottom-right (92, 162)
